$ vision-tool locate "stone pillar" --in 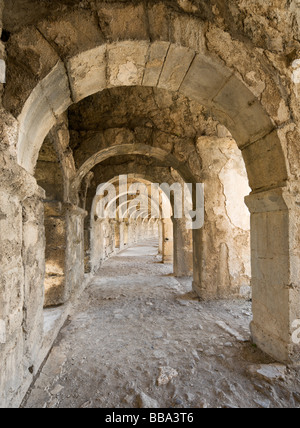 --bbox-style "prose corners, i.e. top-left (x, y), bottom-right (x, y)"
top-left (119, 221), bottom-right (125, 250)
top-left (84, 225), bottom-right (91, 273)
top-left (20, 188), bottom-right (46, 377)
top-left (192, 137), bottom-right (251, 299)
top-left (245, 187), bottom-right (300, 364)
top-left (107, 219), bottom-right (116, 256)
top-left (91, 217), bottom-right (116, 270)
top-left (44, 202), bottom-right (66, 307)
top-left (114, 221), bottom-right (121, 249)
top-left (153, 220), bottom-right (159, 239)
top-left (43, 202), bottom-right (86, 307)
top-left (136, 218), bottom-right (143, 242)
top-left (66, 204), bottom-right (87, 298)
top-left (0, 154), bottom-right (46, 407)
top-left (144, 220), bottom-right (150, 238)
top-left (173, 218), bottom-right (193, 277)
top-left (128, 221), bottom-right (137, 245)
top-left (128, 221), bottom-right (133, 245)
top-left (162, 218), bottom-right (173, 264)
top-left (158, 220), bottom-right (163, 254)
top-left (124, 222), bottom-right (129, 247)
top-left (192, 227), bottom-right (203, 296)
top-left (91, 217), bottom-right (105, 272)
